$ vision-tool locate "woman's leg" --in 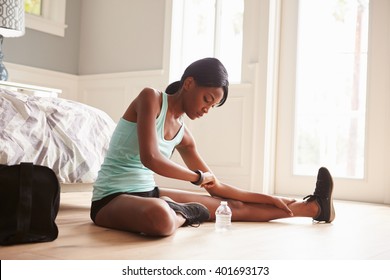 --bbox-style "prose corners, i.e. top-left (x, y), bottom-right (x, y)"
top-left (160, 167), bottom-right (334, 223)
top-left (94, 194), bottom-right (186, 236)
top-left (159, 189), bottom-right (319, 222)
